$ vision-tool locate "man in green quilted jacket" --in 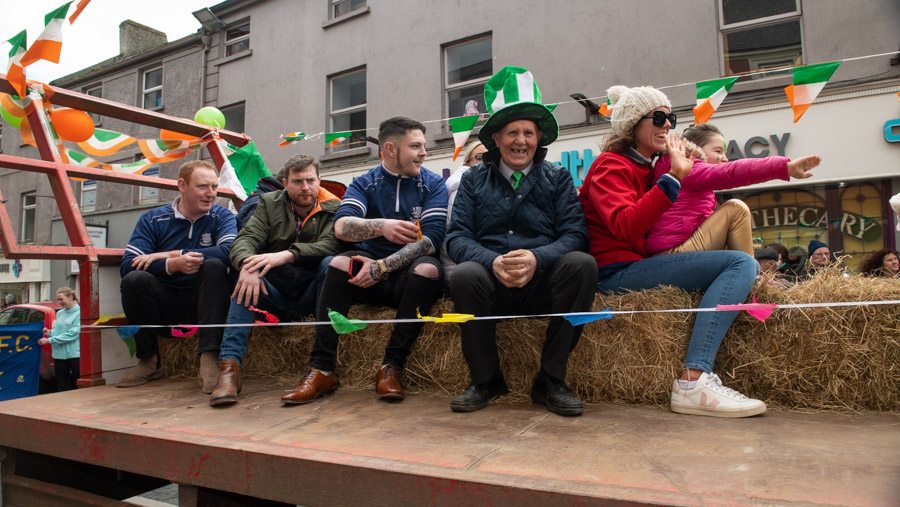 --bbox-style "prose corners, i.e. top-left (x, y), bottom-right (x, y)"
top-left (209, 154), bottom-right (344, 406)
